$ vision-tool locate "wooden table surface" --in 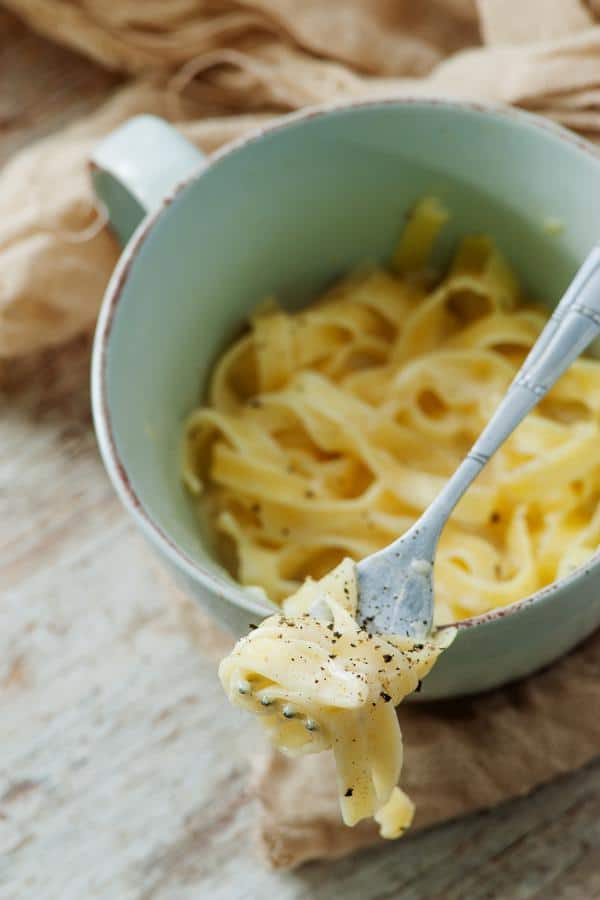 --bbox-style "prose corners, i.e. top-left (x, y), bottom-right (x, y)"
top-left (1, 10), bottom-right (600, 899)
